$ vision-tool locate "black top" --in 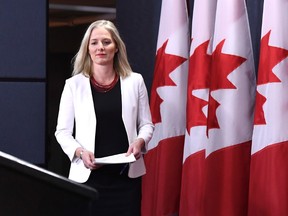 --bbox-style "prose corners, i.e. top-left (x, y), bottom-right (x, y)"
top-left (90, 79), bottom-right (129, 158)
top-left (87, 79), bottom-right (141, 216)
